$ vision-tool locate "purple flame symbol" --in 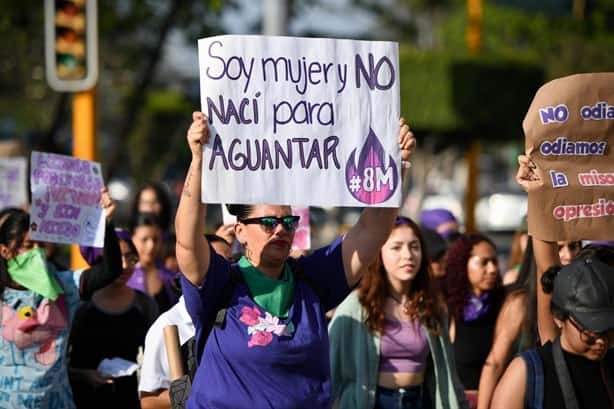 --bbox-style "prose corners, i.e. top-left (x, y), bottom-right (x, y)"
top-left (345, 128), bottom-right (398, 204)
